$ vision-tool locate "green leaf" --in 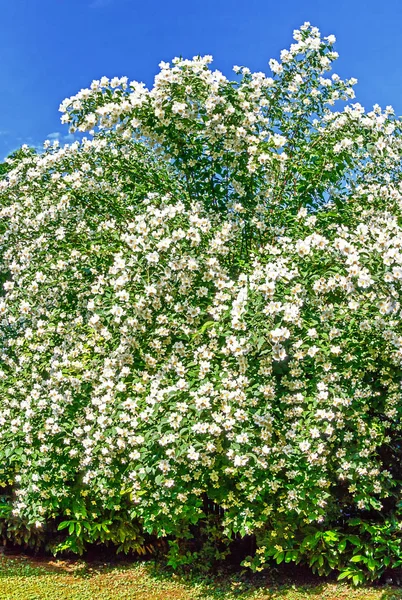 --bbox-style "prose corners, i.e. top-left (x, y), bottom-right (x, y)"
top-left (367, 559), bottom-right (377, 572)
top-left (350, 555), bottom-right (364, 563)
top-left (323, 530), bottom-right (339, 543)
top-left (338, 570), bottom-right (353, 581)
